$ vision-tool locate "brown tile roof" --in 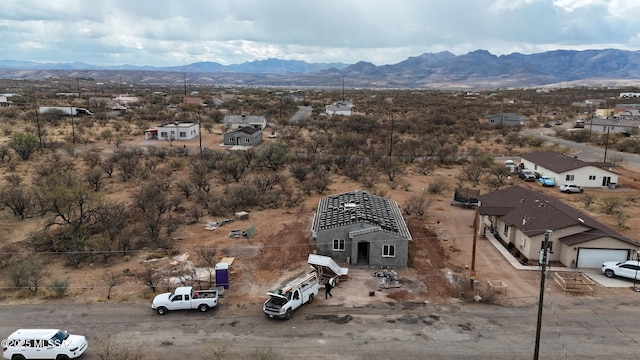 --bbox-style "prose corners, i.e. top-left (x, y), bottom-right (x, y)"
top-left (182, 96), bottom-right (202, 105)
top-left (521, 151), bottom-right (613, 173)
top-left (478, 185), bottom-right (637, 246)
